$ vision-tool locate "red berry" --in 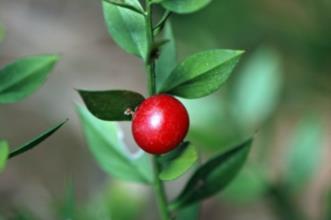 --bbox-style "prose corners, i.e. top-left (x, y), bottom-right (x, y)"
top-left (132, 94), bottom-right (189, 155)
